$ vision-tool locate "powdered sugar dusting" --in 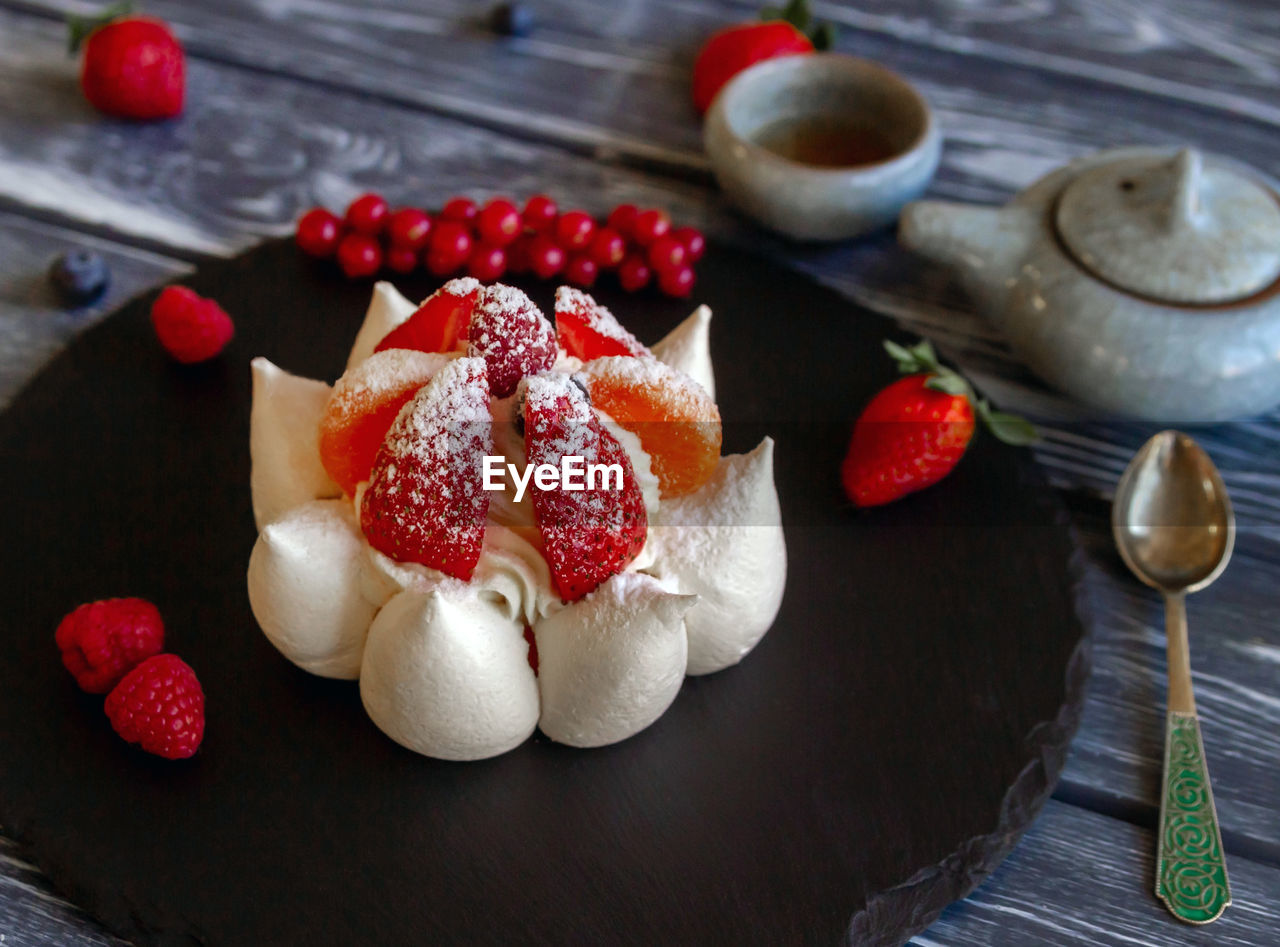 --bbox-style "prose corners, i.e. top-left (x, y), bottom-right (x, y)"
top-left (441, 276), bottom-right (481, 299)
top-left (360, 357), bottom-right (493, 578)
top-left (327, 350), bottom-right (454, 424)
top-left (553, 286), bottom-right (650, 358)
top-left (468, 283), bottom-right (557, 398)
